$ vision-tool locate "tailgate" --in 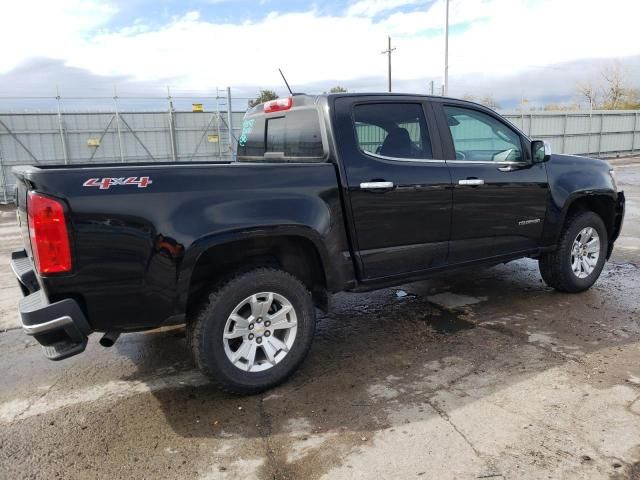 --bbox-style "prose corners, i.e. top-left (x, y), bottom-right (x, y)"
top-left (14, 171), bottom-right (31, 257)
